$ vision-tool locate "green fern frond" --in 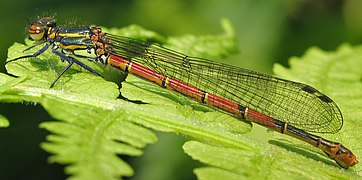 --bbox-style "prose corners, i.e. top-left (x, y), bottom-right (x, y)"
top-left (1, 19), bottom-right (361, 180)
top-left (39, 96), bottom-right (157, 179)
